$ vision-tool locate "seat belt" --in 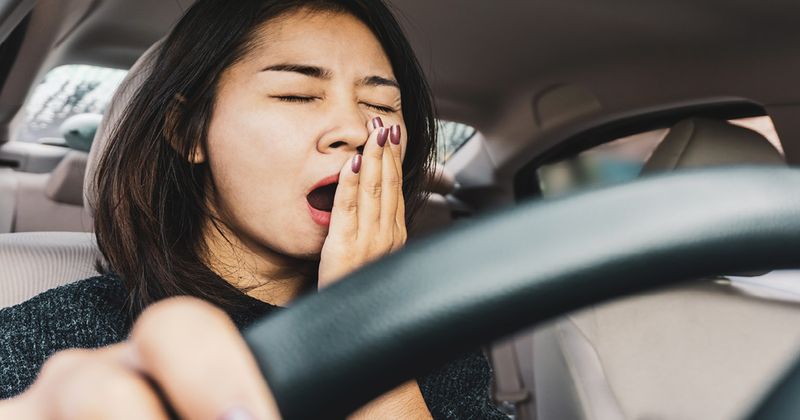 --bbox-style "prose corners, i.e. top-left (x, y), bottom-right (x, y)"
top-left (489, 337), bottom-right (534, 419)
